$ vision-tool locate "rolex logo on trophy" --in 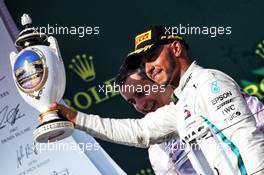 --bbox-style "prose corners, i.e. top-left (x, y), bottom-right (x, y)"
top-left (9, 14), bottom-right (74, 143)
